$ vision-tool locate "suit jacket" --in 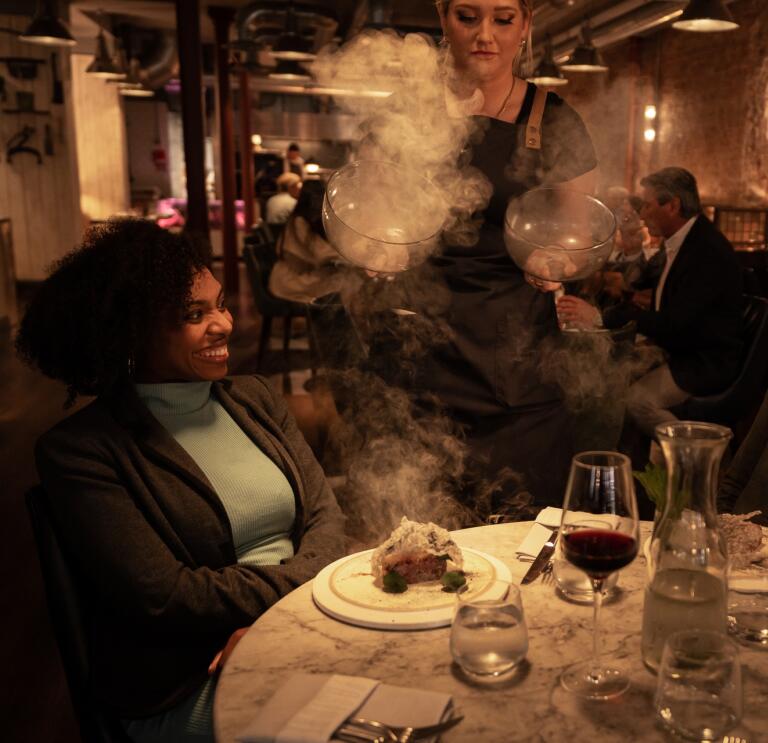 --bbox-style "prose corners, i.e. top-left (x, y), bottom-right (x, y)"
top-left (35, 375), bottom-right (346, 717)
top-left (604, 215), bottom-right (744, 395)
